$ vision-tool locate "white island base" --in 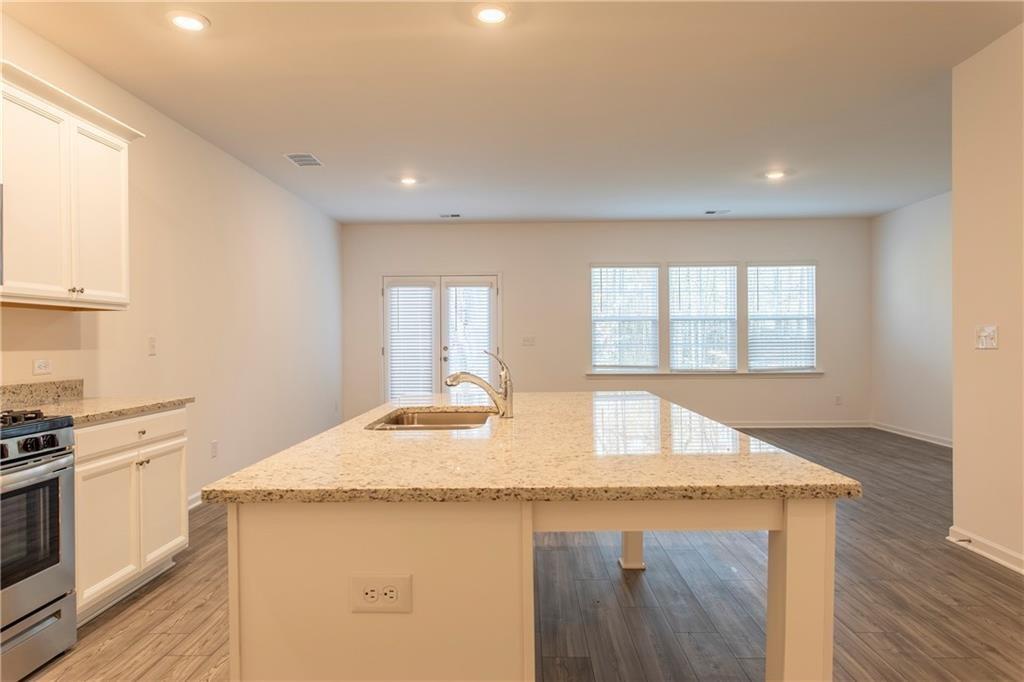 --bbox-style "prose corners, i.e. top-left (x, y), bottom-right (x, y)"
top-left (226, 497), bottom-right (836, 681)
